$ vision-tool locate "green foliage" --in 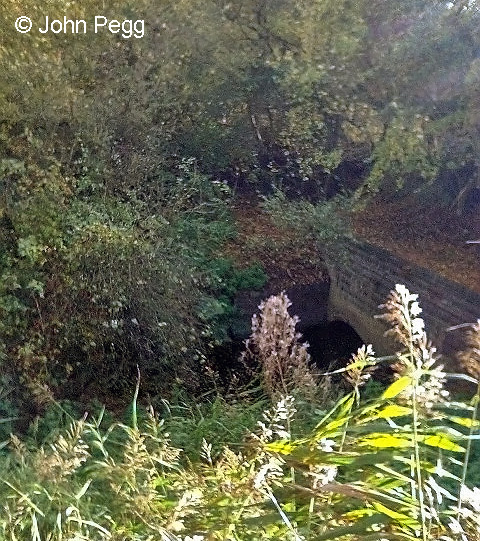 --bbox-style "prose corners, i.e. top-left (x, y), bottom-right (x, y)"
top-left (262, 189), bottom-right (352, 258)
top-left (163, 394), bottom-right (267, 462)
top-left (362, 112), bottom-right (440, 196)
top-left (0, 373), bottom-right (19, 445)
top-left (1, 285), bottom-right (480, 540)
top-left (233, 263), bottom-right (268, 291)
top-left (1, 3), bottom-right (480, 536)
top-left (197, 257), bottom-right (267, 343)
top-left (1, 0), bottom-right (479, 416)
top-left (0, 134), bottom-right (237, 413)
top-left (2, 0), bottom-right (480, 205)
top-left (26, 400), bottom-right (85, 447)
top-left (204, 258), bottom-right (267, 297)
